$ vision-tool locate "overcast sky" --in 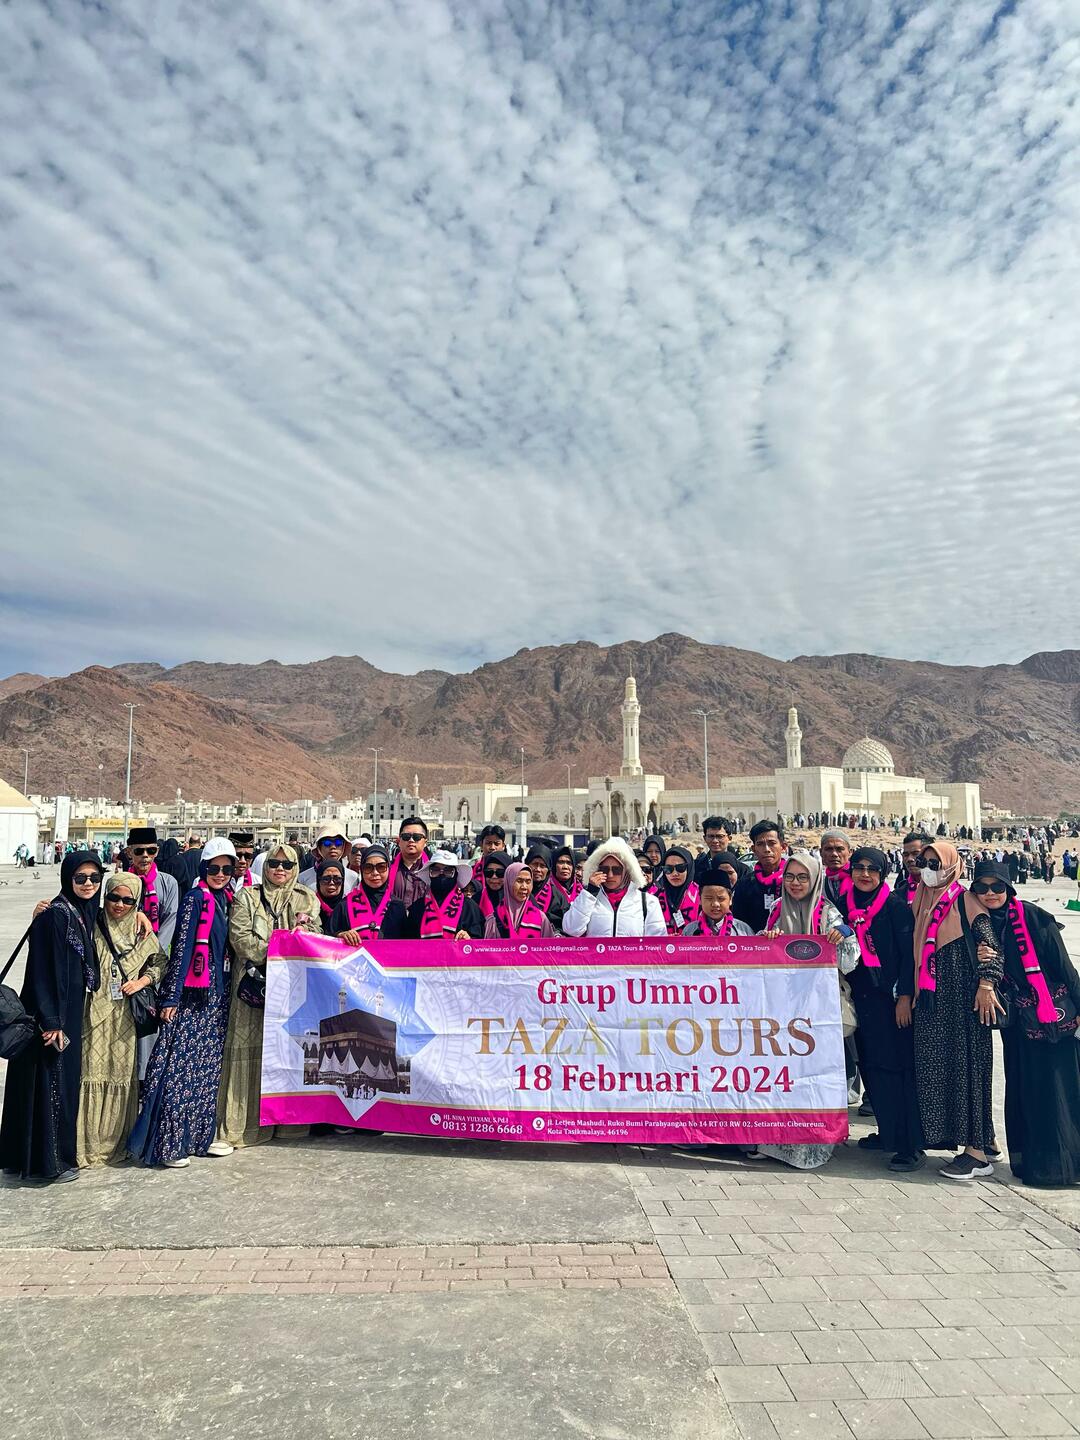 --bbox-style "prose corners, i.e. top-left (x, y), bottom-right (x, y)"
top-left (3, 1), bottom-right (1078, 679)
